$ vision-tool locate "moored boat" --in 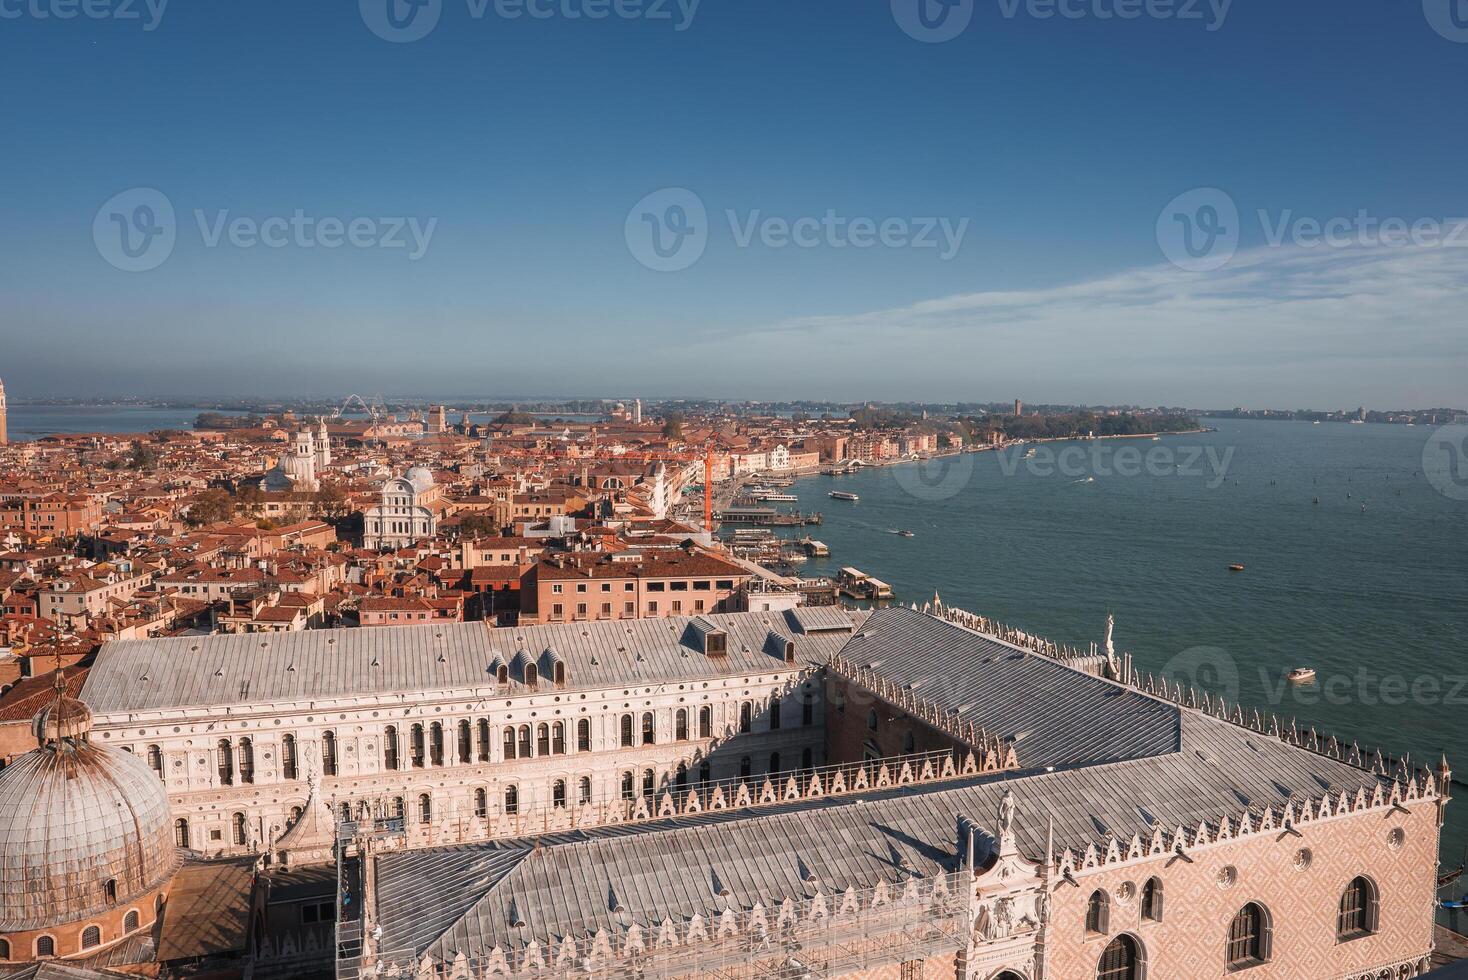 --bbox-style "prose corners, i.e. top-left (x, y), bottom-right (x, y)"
top-left (829, 491), bottom-right (859, 501)
top-left (1287, 667), bottom-right (1316, 684)
top-left (1227, 563), bottom-right (1245, 572)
